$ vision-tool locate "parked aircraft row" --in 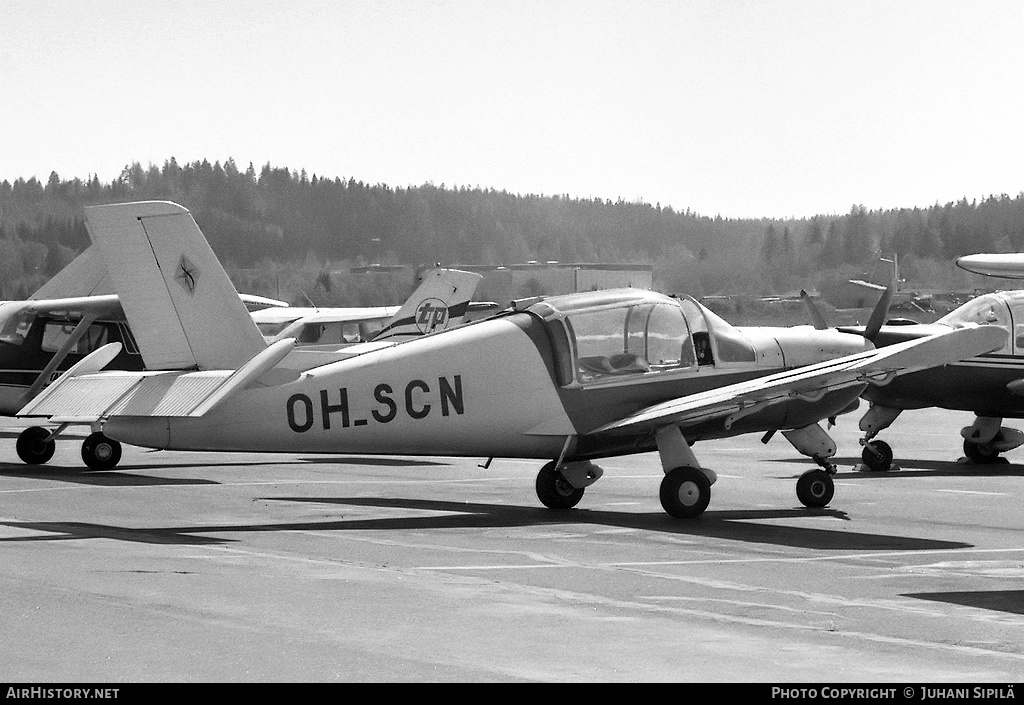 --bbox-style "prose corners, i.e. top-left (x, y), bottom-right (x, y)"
top-left (6, 201), bottom-right (1009, 519)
